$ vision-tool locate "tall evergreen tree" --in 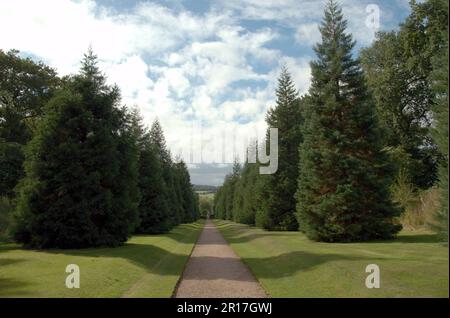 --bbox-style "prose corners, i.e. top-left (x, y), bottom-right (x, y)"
top-left (235, 161), bottom-right (260, 225)
top-left (232, 176), bottom-right (244, 222)
top-left (137, 140), bottom-right (172, 233)
top-left (214, 184), bottom-right (226, 219)
top-left (225, 160), bottom-right (241, 220)
top-left (295, 1), bottom-right (402, 242)
top-left (149, 119), bottom-right (181, 227)
top-left (259, 67), bottom-right (304, 230)
top-left (231, 141), bottom-right (264, 225)
top-left (127, 109), bottom-right (170, 234)
top-left (114, 105), bottom-right (140, 236)
top-left (14, 49), bottom-right (138, 248)
top-left (175, 160), bottom-right (198, 223)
